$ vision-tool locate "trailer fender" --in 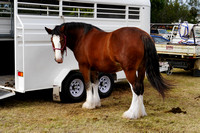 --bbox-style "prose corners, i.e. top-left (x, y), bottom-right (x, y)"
top-left (53, 68), bottom-right (77, 101)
